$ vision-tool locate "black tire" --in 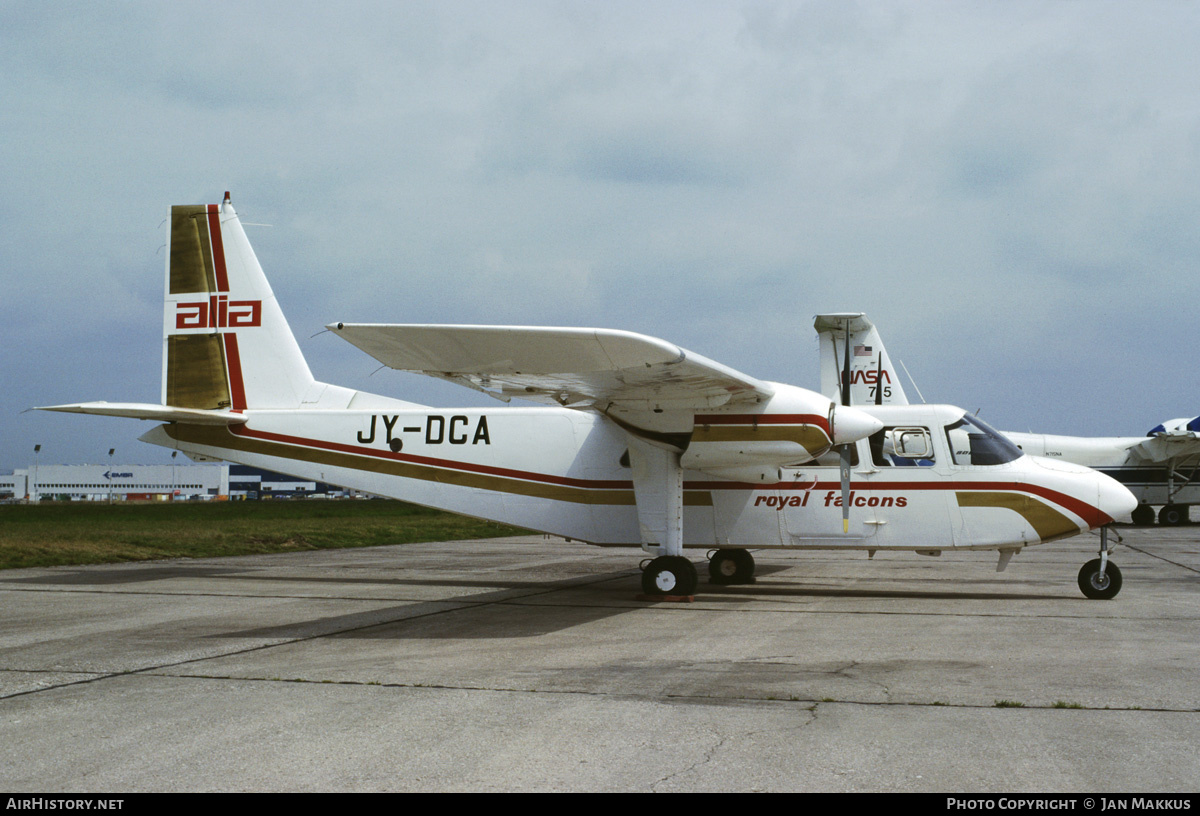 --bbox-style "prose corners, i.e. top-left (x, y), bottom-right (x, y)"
top-left (708, 548), bottom-right (756, 584)
top-left (642, 556), bottom-right (698, 596)
top-left (1078, 558), bottom-right (1123, 600)
top-left (1130, 504), bottom-right (1155, 526)
top-left (1159, 505), bottom-right (1188, 526)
